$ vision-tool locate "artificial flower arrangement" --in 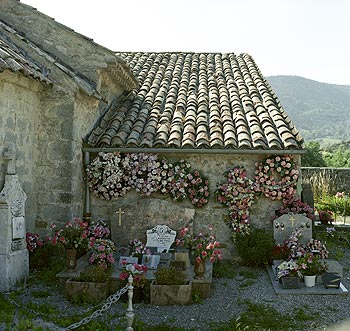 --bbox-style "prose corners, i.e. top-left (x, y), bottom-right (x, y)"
top-left (176, 225), bottom-right (223, 263)
top-left (86, 152), bottom-right (209, 208)
top-left (128, 239), bottom-right (151, 262)
top-left (297, 252), bottom-right (328, 276)
top-left (52, 218), bottom-right (89, 250)
top-left (277, 260), bottom-right (302, 279)
top-left (254, 155), bottom-right (299, 200)
top-left (216, 166), bottom-right (257, 236)
top-left (88, 238), bottom-right (116, 270)
top-left (274, 197), bottom-right (314, 220)
top-left (88, 219), bottom-right (111, 239)
top-left (318, 210), bottom-right (334, 225)
top-left (26, 232), bottom-right (44, 253)
top-left (119, 263), bottom-right (148, 288)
